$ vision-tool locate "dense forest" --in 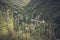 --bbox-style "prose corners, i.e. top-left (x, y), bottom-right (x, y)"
top-left (0, 0), bottom-right (60, 40)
